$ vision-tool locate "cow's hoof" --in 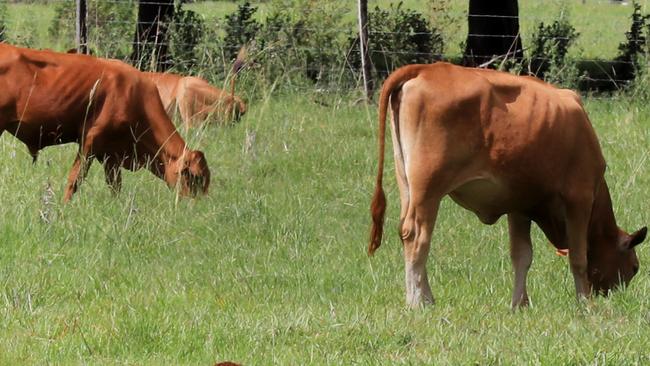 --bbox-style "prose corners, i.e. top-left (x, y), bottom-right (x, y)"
top-left (511, 296), bottom-right (530, 309)
top-left (407, 295), bottom-right (435, 308)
